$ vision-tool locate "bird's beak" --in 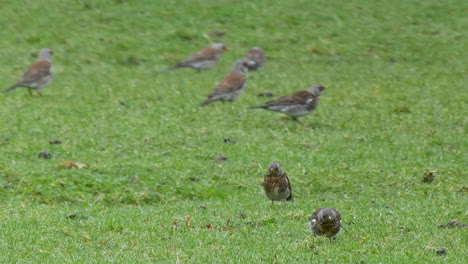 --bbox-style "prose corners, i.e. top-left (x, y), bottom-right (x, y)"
top-left (328, 216), bottom-right (332, 220)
